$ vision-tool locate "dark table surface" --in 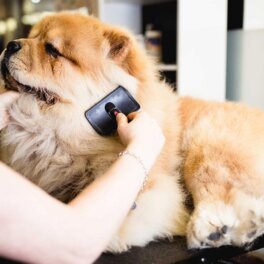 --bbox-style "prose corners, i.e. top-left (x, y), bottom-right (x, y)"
top-left (1, 236), bottom-right (264, 264)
